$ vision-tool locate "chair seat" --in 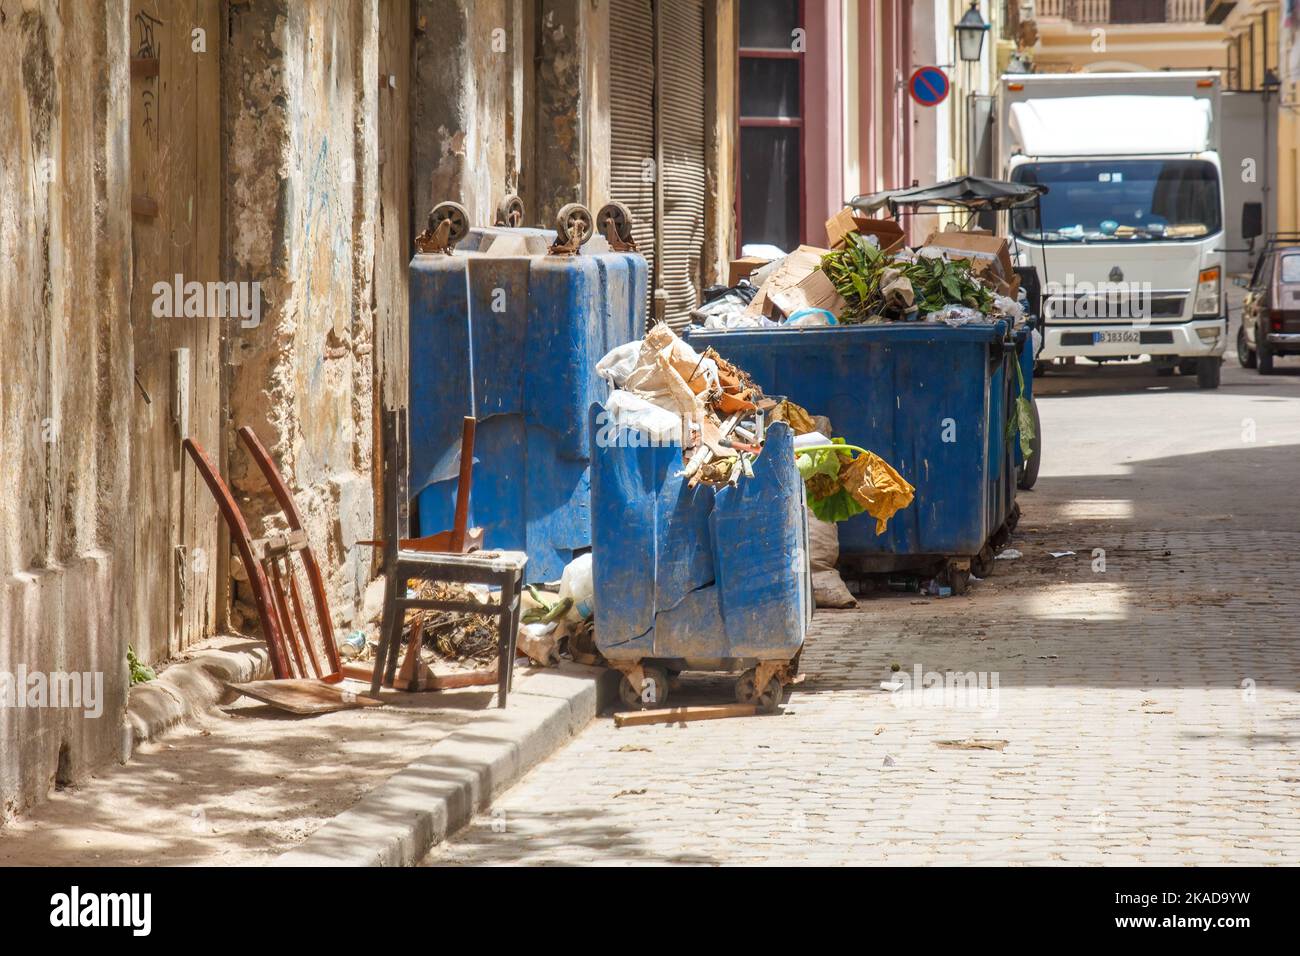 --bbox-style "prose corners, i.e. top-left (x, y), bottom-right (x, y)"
top-left (394, 548), bottom-right (528, 572)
